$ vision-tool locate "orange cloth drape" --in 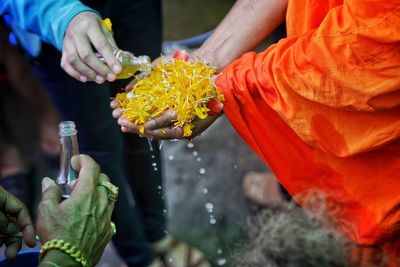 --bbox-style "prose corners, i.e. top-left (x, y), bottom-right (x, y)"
top-left (215, 0), bottom-right (400, 264)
